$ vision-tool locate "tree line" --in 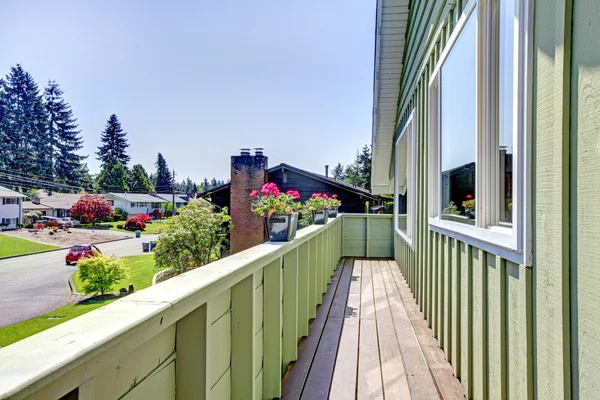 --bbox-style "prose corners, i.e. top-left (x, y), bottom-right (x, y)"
top-left (0, 64), bottom-right (224, 195)
top-left (330, 145), bottom-right (371, 190)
